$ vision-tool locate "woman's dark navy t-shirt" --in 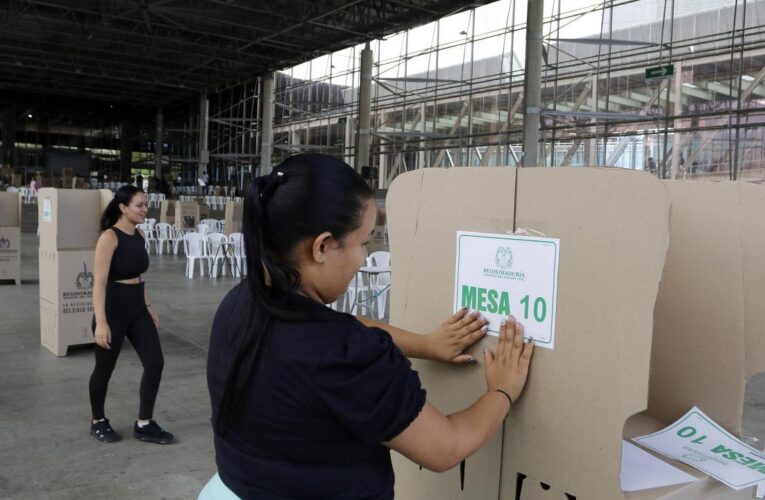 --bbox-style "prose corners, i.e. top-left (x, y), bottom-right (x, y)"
top-left (207, 284), bottom-right (427, 499)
